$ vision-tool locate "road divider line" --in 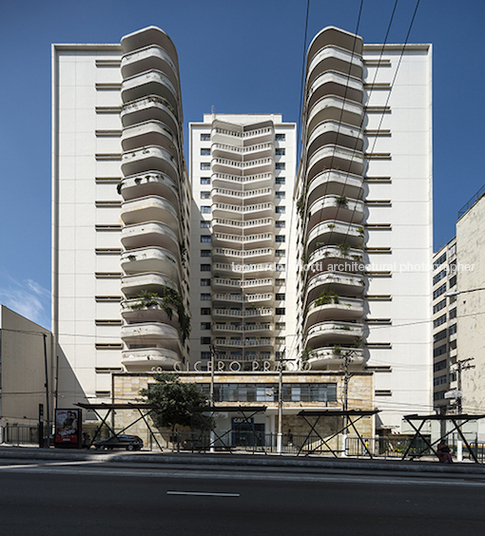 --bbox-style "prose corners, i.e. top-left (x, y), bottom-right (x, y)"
top-left (167, 490), bottom-right (240, 497)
